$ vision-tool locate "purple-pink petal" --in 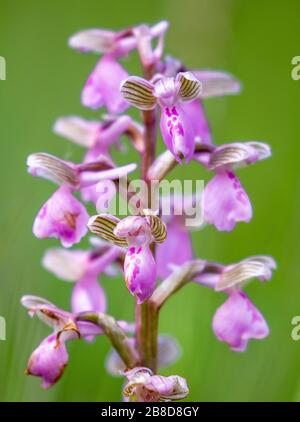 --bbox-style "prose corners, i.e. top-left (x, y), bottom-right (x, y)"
top-left (156, 217), bottom-right (193, 279)
top-left (33, 186), bottom-right (89, 247)
top-left (204, 170), bottom-right (252, 231)
top-left (212, 291), bottom-right (269, 352)
top-left (124, 245), bottom-right (156, 303)
top-left (160, 104), bottom-right (195, 163)
top-left (26, 334), bottom-right (68, 389)
top-left (82, 55), bottom-right (129, 114)
top-left (181, 100), bottom-right (212, 145)
top-left (71, 275), bottom-right (106, 314)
